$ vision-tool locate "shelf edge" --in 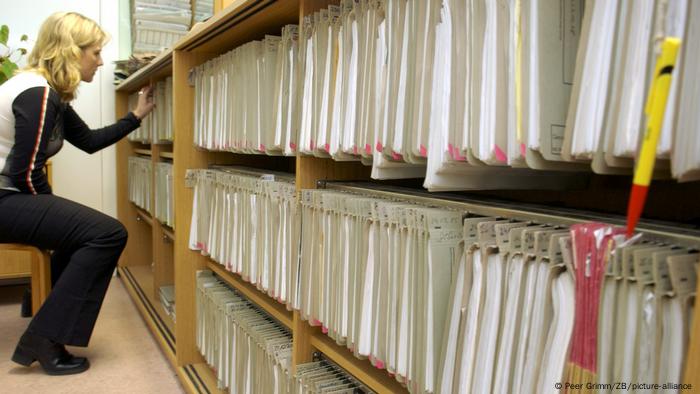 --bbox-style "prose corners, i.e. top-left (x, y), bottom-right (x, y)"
top-left (205, 259), bottom-right (293, 329)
